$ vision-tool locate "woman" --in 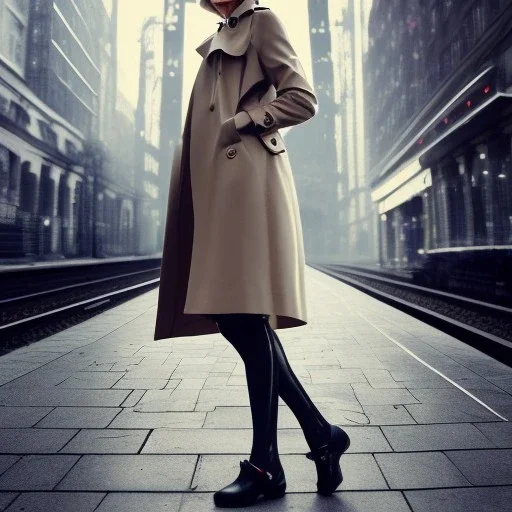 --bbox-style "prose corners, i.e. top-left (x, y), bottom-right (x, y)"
top-left (154, 0), bottom-right (350, 507)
